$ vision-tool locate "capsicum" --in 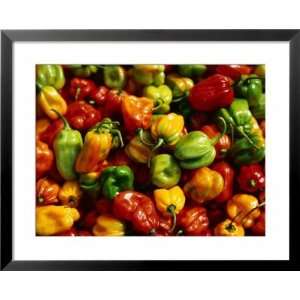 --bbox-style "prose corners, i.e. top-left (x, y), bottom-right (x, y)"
top-left (166, 73), bottom-right (194, 98)
top-left (36, 64), bottom-right (65, 90)
top-left (58, 180), bottom-right (82, 207)
top-left (68, 64), bottom-right (98, 78)
top-left (69, 78), bottom-right (97, 100)
top-left (79, 171), bottom-right (102, 200)
top-left (36, 177), bottom-right (59, 205)
top-left (177, 64), bottom-right (207, 78)
top-left (92, 215), bottom-right (125, 236)
top-left (214, 219), bottom-right (245, 236)
top-left (131, 65), bottom-right (165, 86)
top-left (103, 65), bottom-right (126, 90)
top-left (36, 140), bottom-right (54, 179)
top-left (39, 119), bottom-right (64, 148)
